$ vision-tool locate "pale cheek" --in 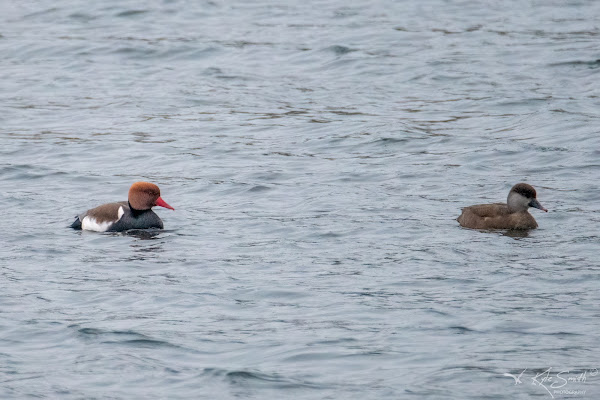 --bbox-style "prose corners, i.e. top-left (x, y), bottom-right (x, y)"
top-left (81, 216), bottom-right (113, 232)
